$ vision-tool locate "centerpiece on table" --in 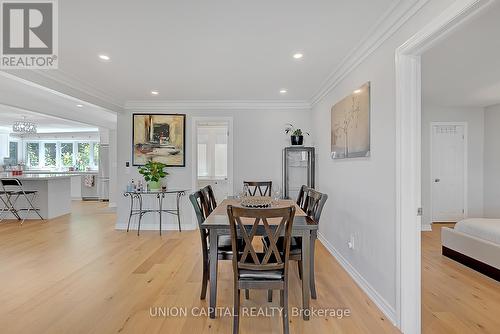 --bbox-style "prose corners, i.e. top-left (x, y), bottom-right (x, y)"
top-left (138, 161), bottom-right (168, 191)
top-left (284, 123), bottom-right (310, 146)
